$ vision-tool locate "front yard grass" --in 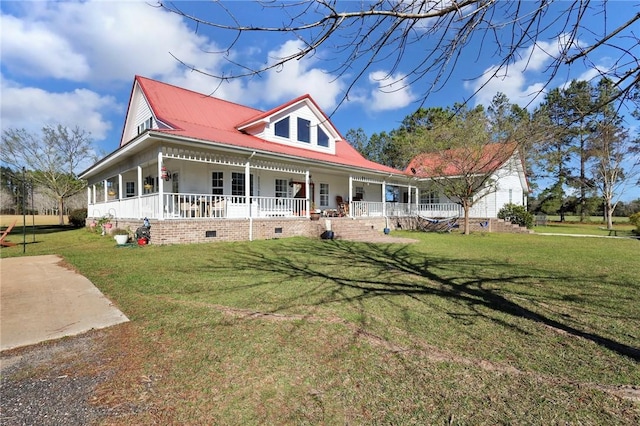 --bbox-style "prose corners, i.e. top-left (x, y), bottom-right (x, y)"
top-left (2, 228), bottom-right (639, 424)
